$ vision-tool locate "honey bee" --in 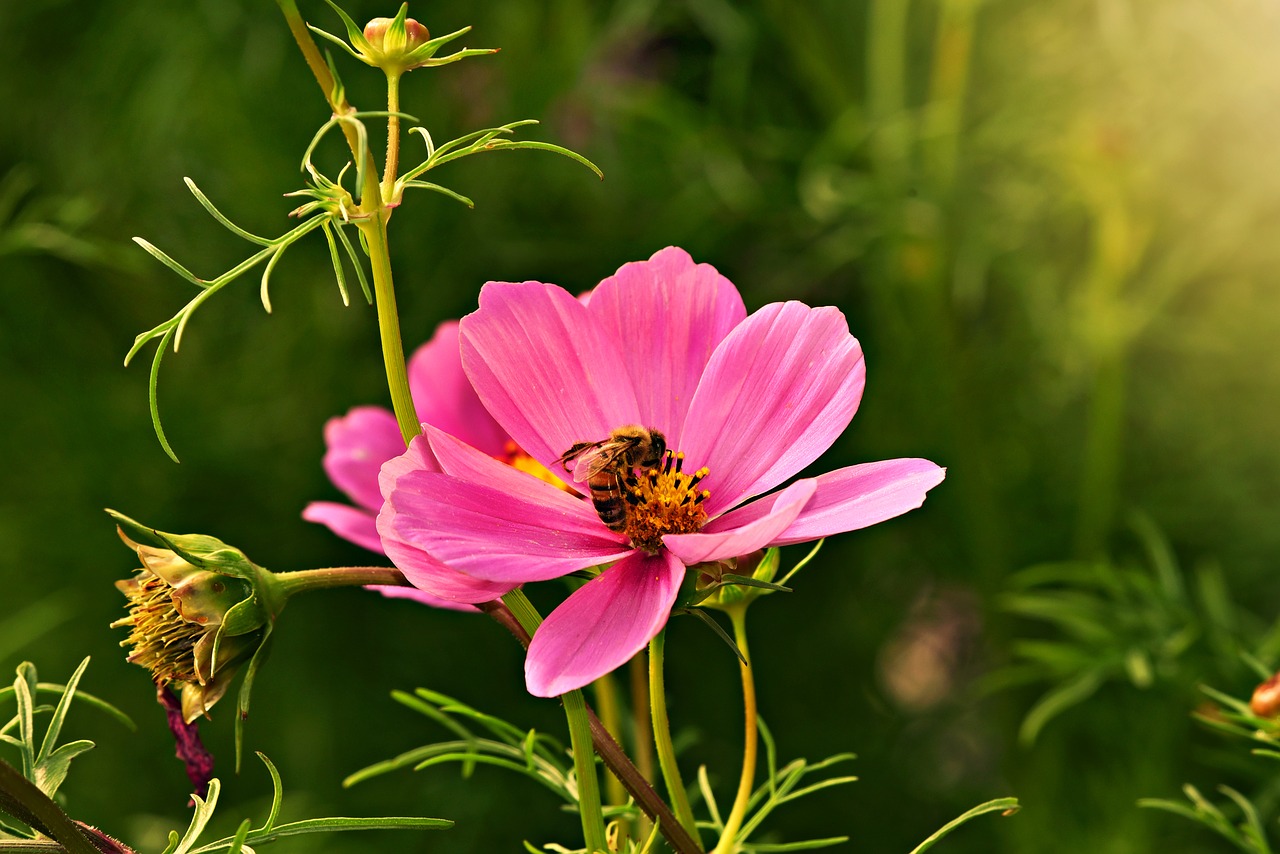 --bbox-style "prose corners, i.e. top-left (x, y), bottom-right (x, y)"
top-left (557, 425), bottom-right (667, 531)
